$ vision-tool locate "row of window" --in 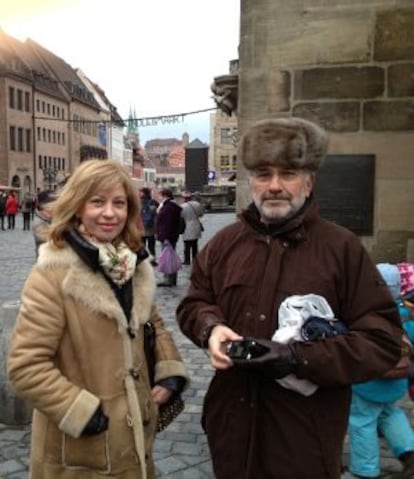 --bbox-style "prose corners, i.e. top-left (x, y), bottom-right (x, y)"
top-left (9, 86), bottom-right (68, 120)
top-left (9, 126), bottom-right (31, 152)
top-left (72, 114), bottom-right (98, 136)
top-left (37, 127), bottom-right (66, 145)
top-left (36, 99), bottom-right (66, 119)
top-left (38, 156), bottom-right (66, 171)
top-left (9, 87), bottom-right (31, 112)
